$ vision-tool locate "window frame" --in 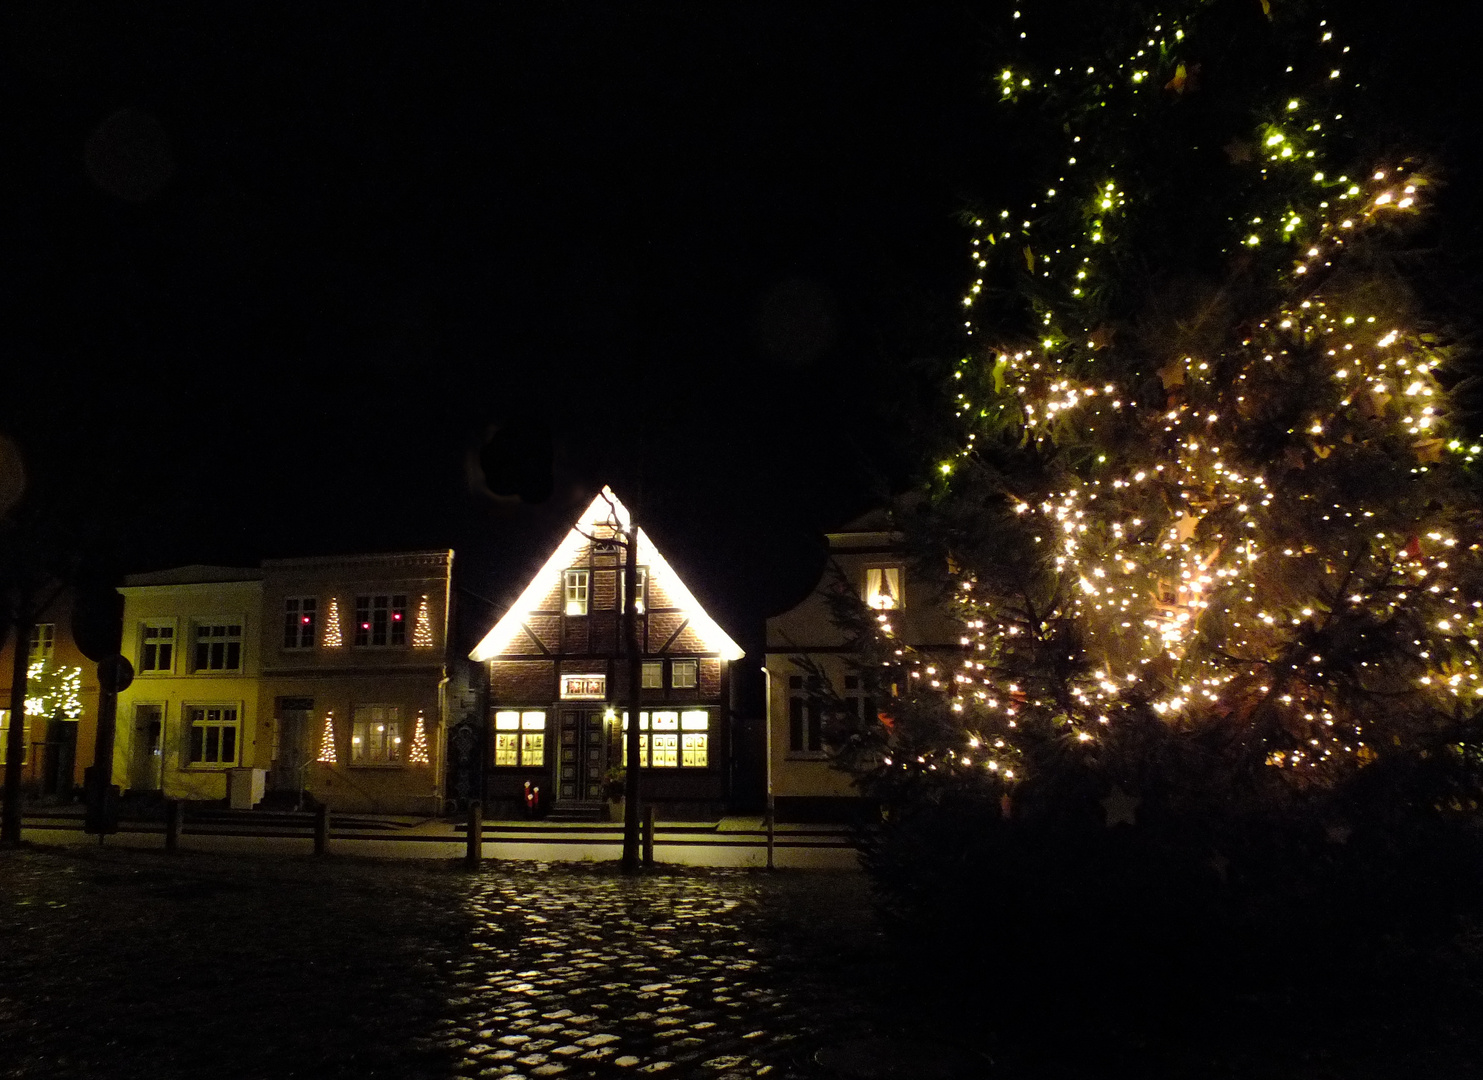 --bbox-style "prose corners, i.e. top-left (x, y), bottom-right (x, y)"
top-left (864, 565), bottom-right (904, 611)
top-left (0, 709), bottom-right (32, 766)
top-left (28, 624), bottom-right (55, 664)
top-left (670, 659), bottom-right (698, 690)
top-left (138, 621), bottom-right (177, 675)
top-left (622, 709), bottom-right (709, 769)
top-left (184, 704), bottom-right (240, 768)
top-left (563, 570), bottom-right (590, 616)
top-left (616, 566), bottom-right (648, 613)
top-left (350, 704), bottom-right (404, 766)
top-left (493, 709), bottom-right (547, 767)
top-left (353, 594), bottom-right (408, 648)
top-left (641, 660), bottom-right (664, 689)
top-left (192, 621), bottom-right (244, 673)
top-left (283, 596), bottom-right (318, 650)
top-left (787, 674), bottom-right (826, 758)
